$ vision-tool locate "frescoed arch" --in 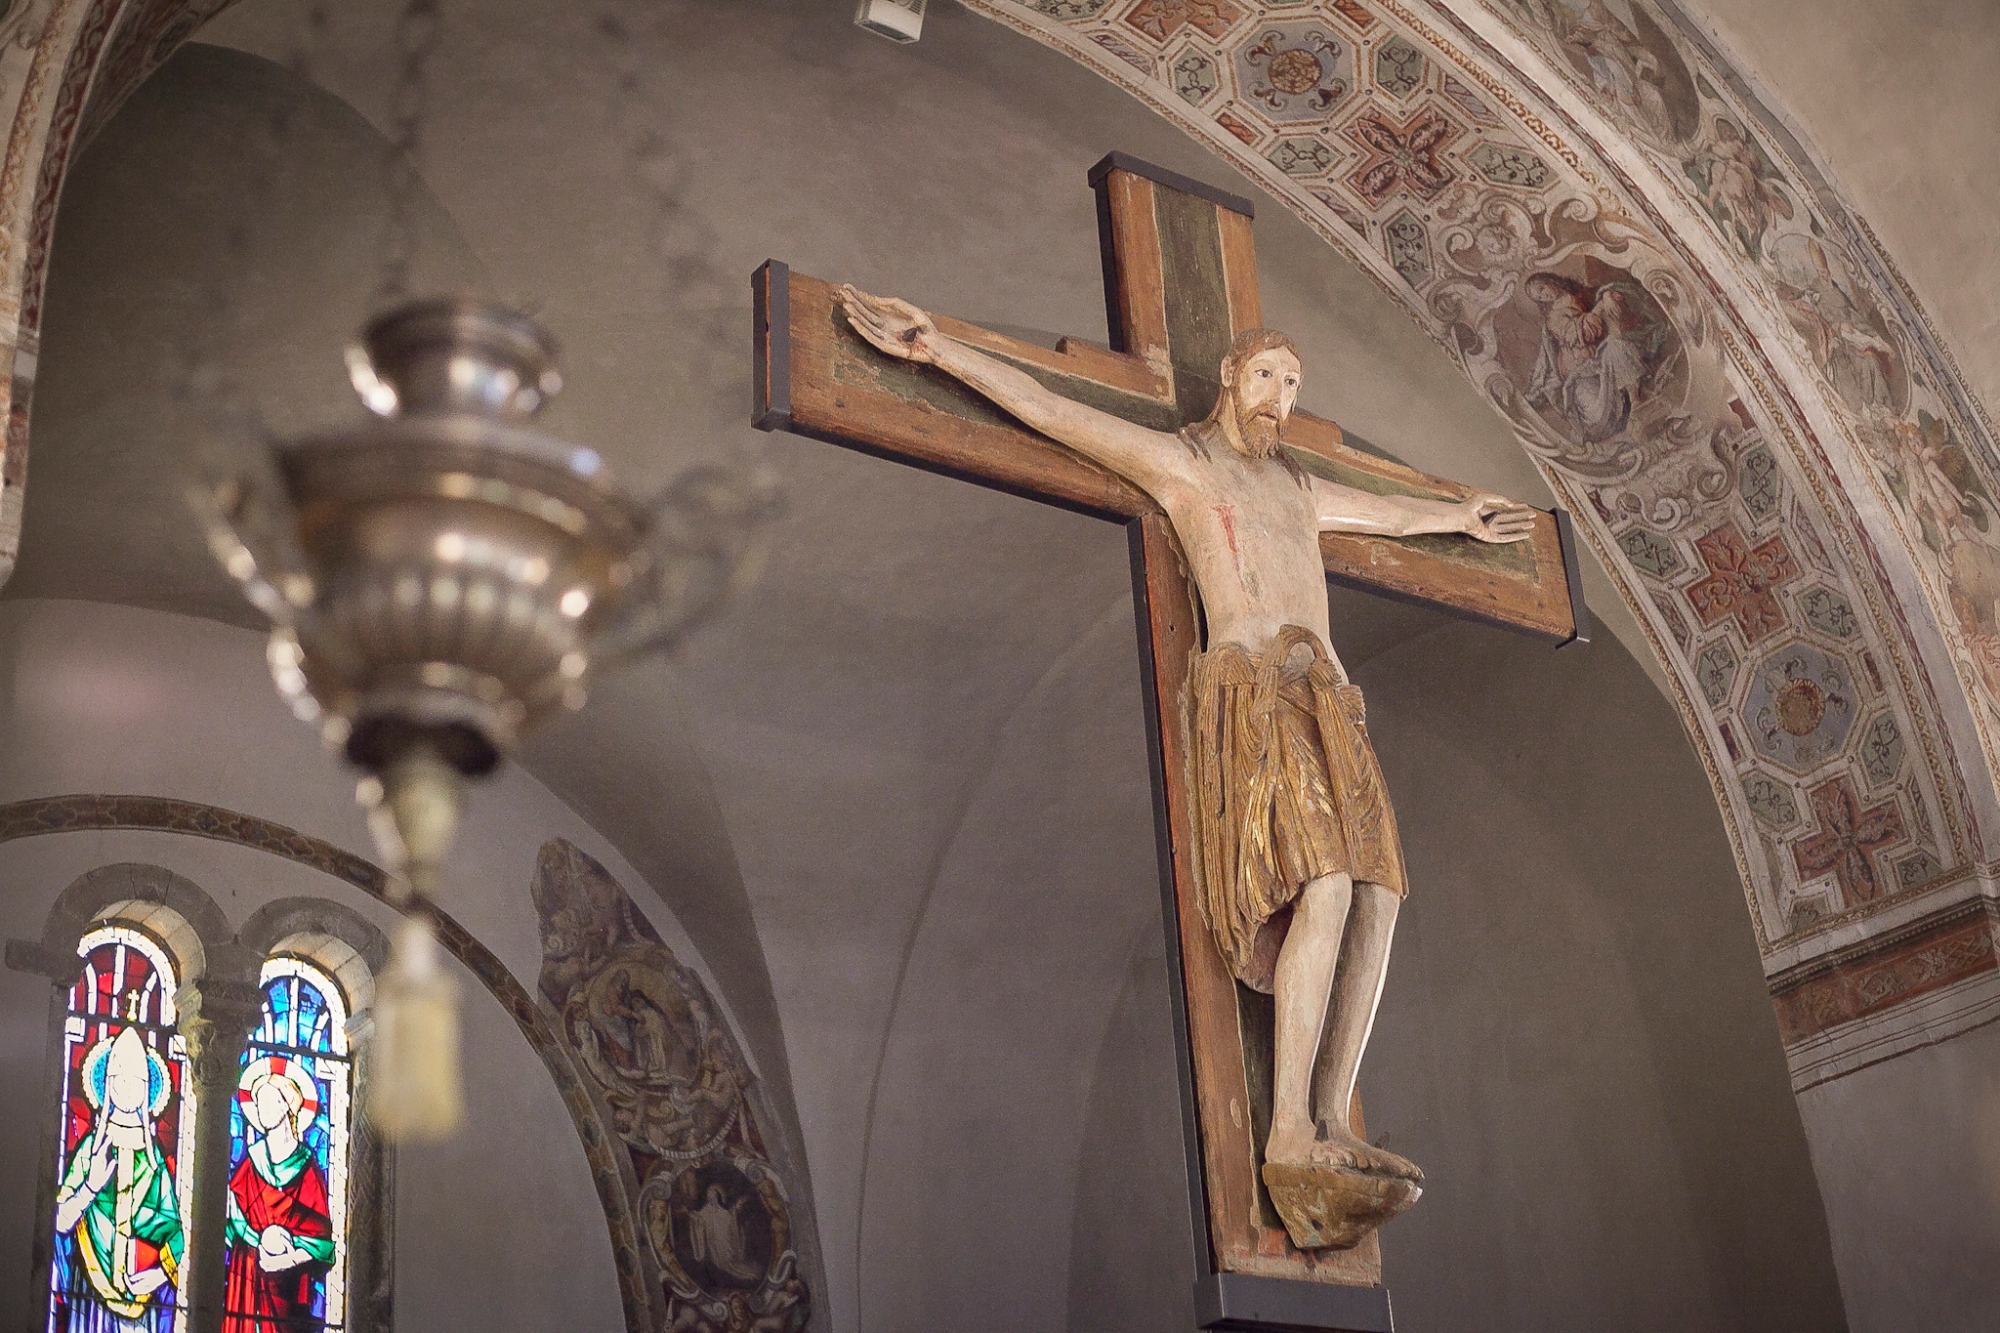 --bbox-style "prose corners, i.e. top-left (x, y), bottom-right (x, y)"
top-left (957, 0), bottom-right (2000, 1089)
